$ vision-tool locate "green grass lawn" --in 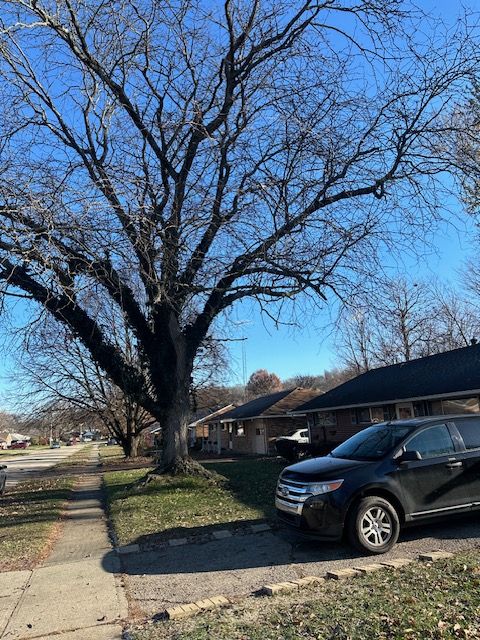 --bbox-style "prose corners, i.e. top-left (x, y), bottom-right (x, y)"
top-left (131, 550), bottom-right (480, 640)
top-left (99, 444), bottom-right (124, 461)
top-left (54, 443), bottom-right (95, 467)
top-left (0, 445), bottom-right (51, 456)
top-left (0, 449), bottom-right (28, 456)
top-left (103, 458), bottom-right (286, 545)
top-left (0, 477), bottom-right (74, 571)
